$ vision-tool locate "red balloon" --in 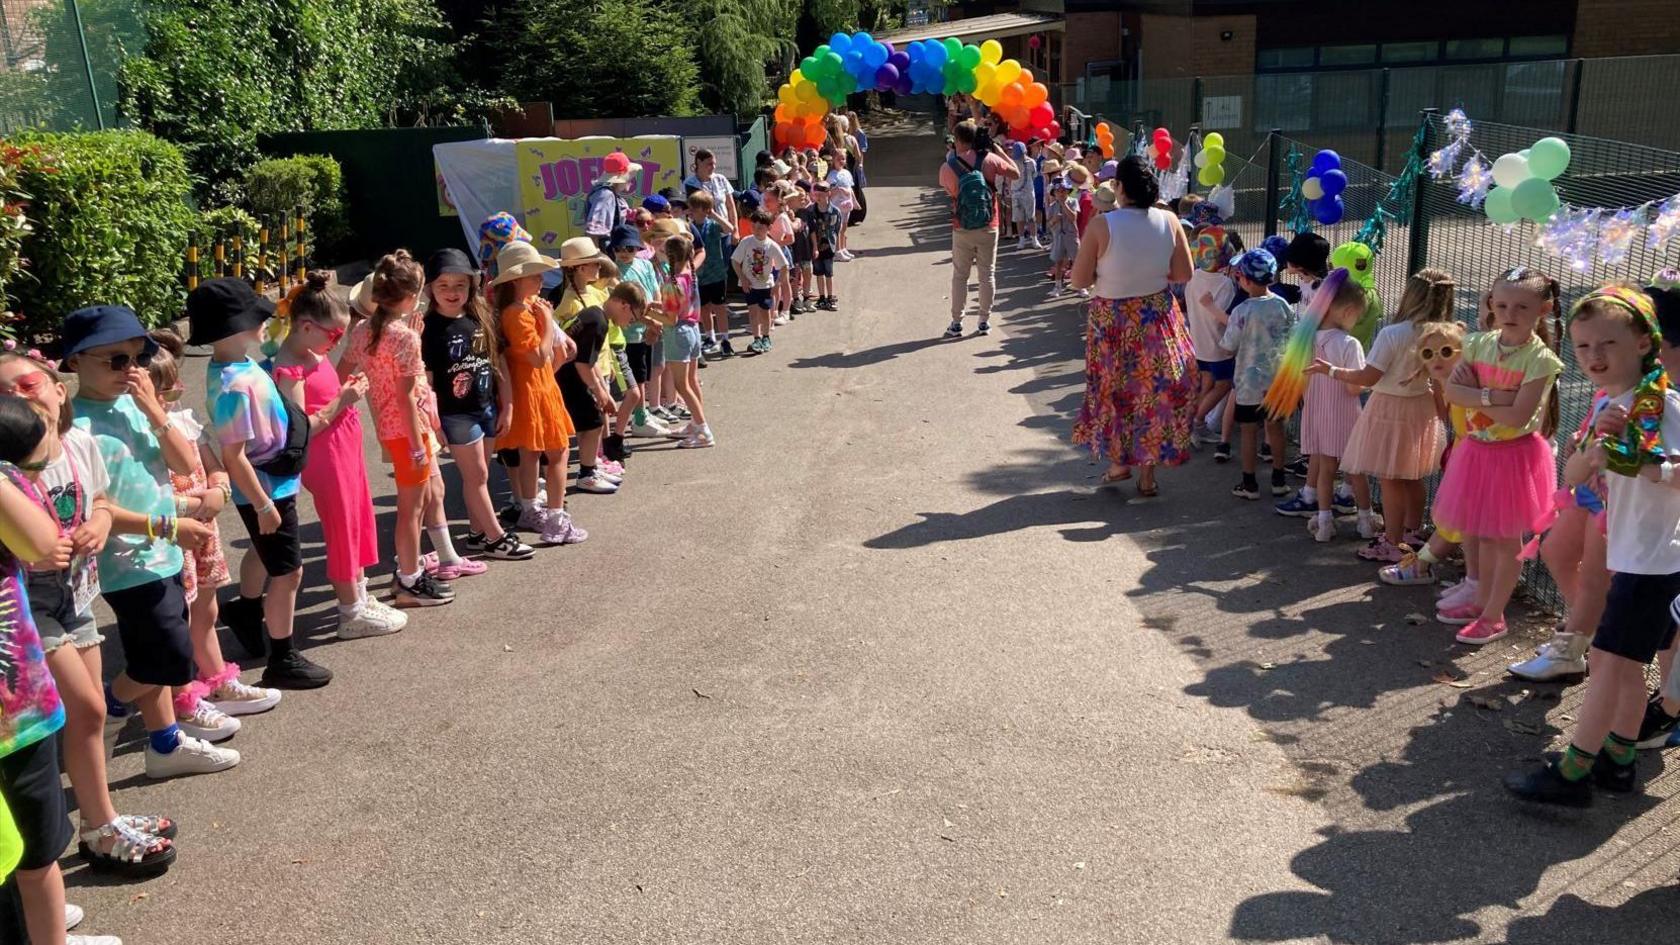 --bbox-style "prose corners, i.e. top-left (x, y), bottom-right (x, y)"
top-left (1154, 152), bottom-right (1172, 170)
top-left (1028, 102), bottom-right (1054, 129)
top-left (1045, 121), bottom-right (1062, 141)
top-left (1154, 127), bottom-right (1169, 140)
